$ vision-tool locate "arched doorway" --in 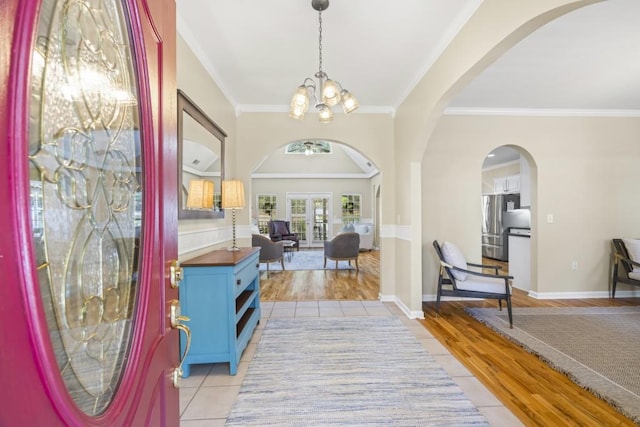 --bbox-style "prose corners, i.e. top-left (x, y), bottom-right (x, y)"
top-left (481, 145), bottom-right (536, 294)
top-left (250, 139), bottom-right (382, 300)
